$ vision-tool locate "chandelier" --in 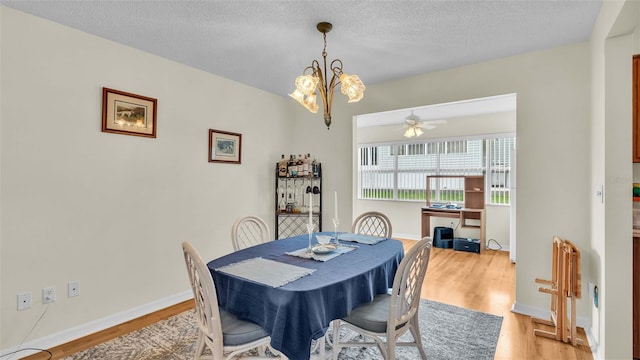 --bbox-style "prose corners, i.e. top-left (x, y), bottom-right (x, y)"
top-left (289, 22), bottom-right (366, 129)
